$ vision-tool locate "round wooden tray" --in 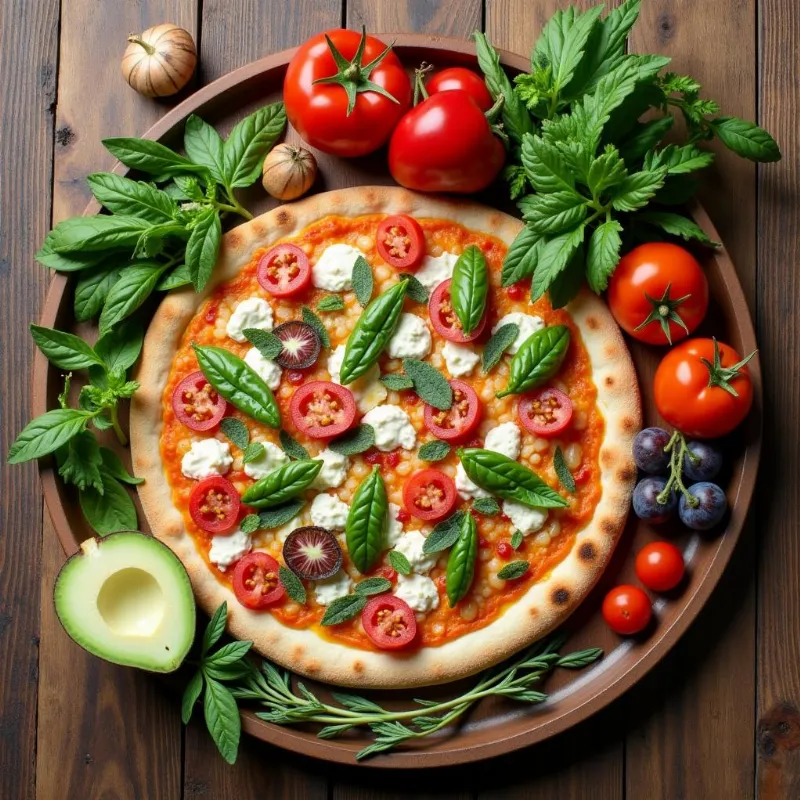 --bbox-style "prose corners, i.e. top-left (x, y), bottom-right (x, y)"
top-left (33, 35), bottom-right (761, 768)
